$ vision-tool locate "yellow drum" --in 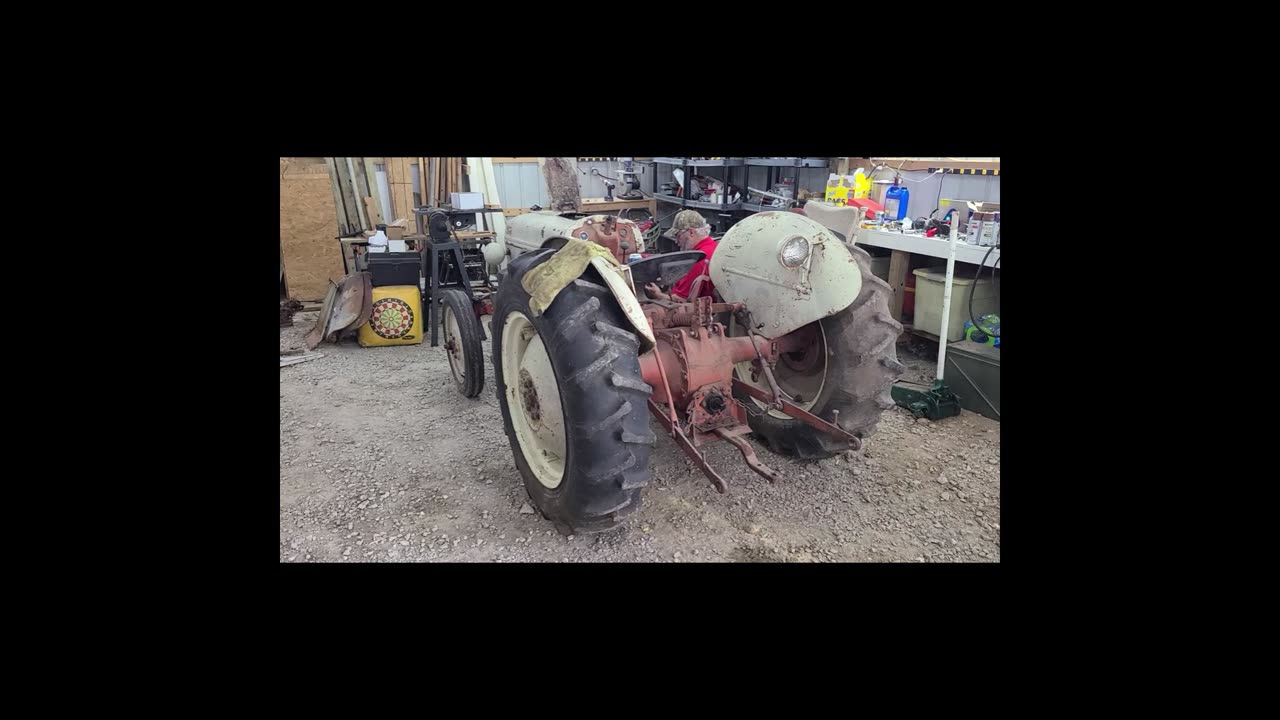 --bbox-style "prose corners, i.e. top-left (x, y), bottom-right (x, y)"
top-left (358, 285), bottom-right (424, 347)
